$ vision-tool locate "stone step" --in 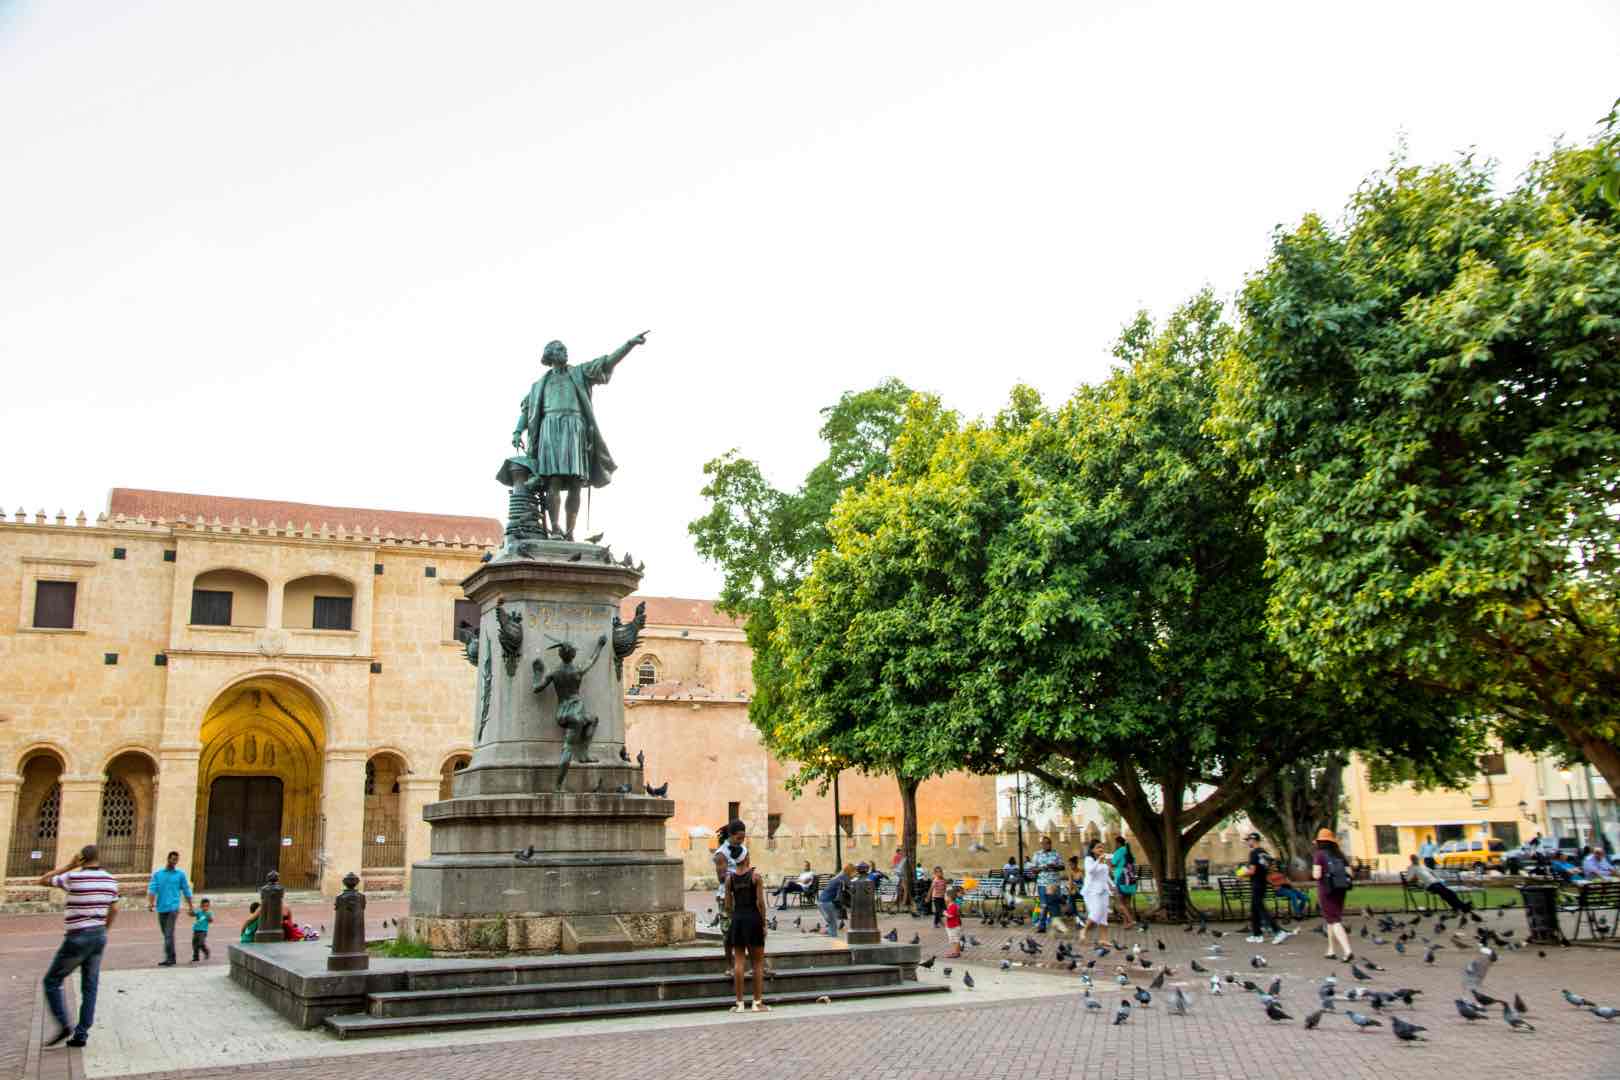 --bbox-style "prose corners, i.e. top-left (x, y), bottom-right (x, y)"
top-left (370, 963), bottom-right (901, 1018)
top-left (403, 946), bottom-right (855, 990)
top-left (326, 982), bottom-right (948, 1038)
